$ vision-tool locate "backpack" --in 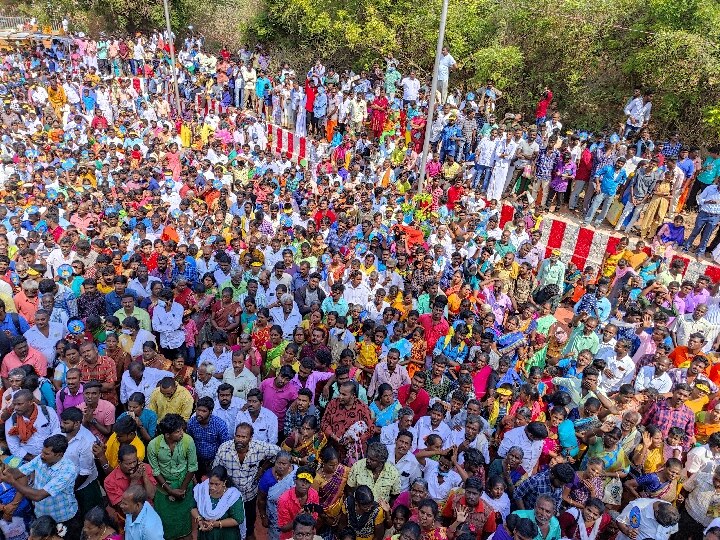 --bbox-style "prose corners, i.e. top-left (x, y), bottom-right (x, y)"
top-left (11, 403), bottom-right (50, 428)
